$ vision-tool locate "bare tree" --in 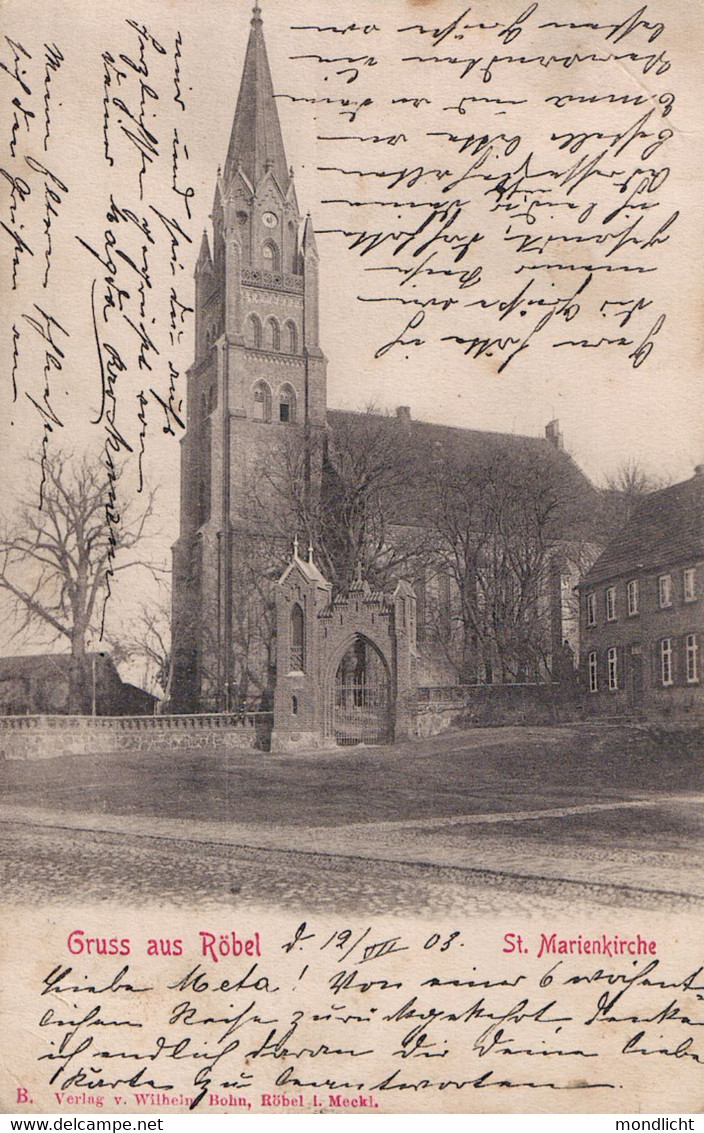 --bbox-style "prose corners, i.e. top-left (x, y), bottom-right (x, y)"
top-left (254, 408), bottom-right (426, 594)
top-left (0, 450), bottom-right (158, 712)
top-left (106, 585), bottom-right (172, 702)
top-left (320, 410), bottom-right (426, 591)
top-left (423, 446), bottom-right (580, 684)
top-left (603, 458), bottom-right (668, 536)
